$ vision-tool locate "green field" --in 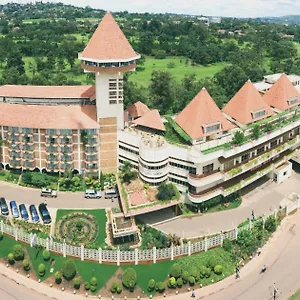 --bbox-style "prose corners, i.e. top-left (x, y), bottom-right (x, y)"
top-left (290, 289), bottom-right (300, 300)
top-left (129, 56), bottom-right (228, 86)
top-left (295, 42), bottom-right (300, 55)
